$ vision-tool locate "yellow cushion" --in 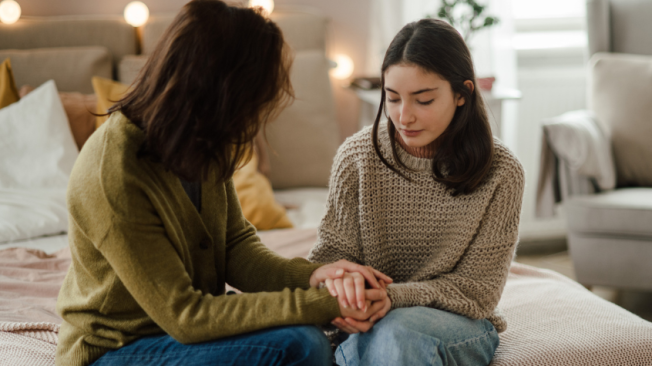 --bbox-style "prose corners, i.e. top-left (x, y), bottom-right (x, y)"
top-left (233, 152), bottom-right (293, 231)
top-left (0, 58), bottom-right (19, 109)
top-left (92, 76), bottom-right (130, 129)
